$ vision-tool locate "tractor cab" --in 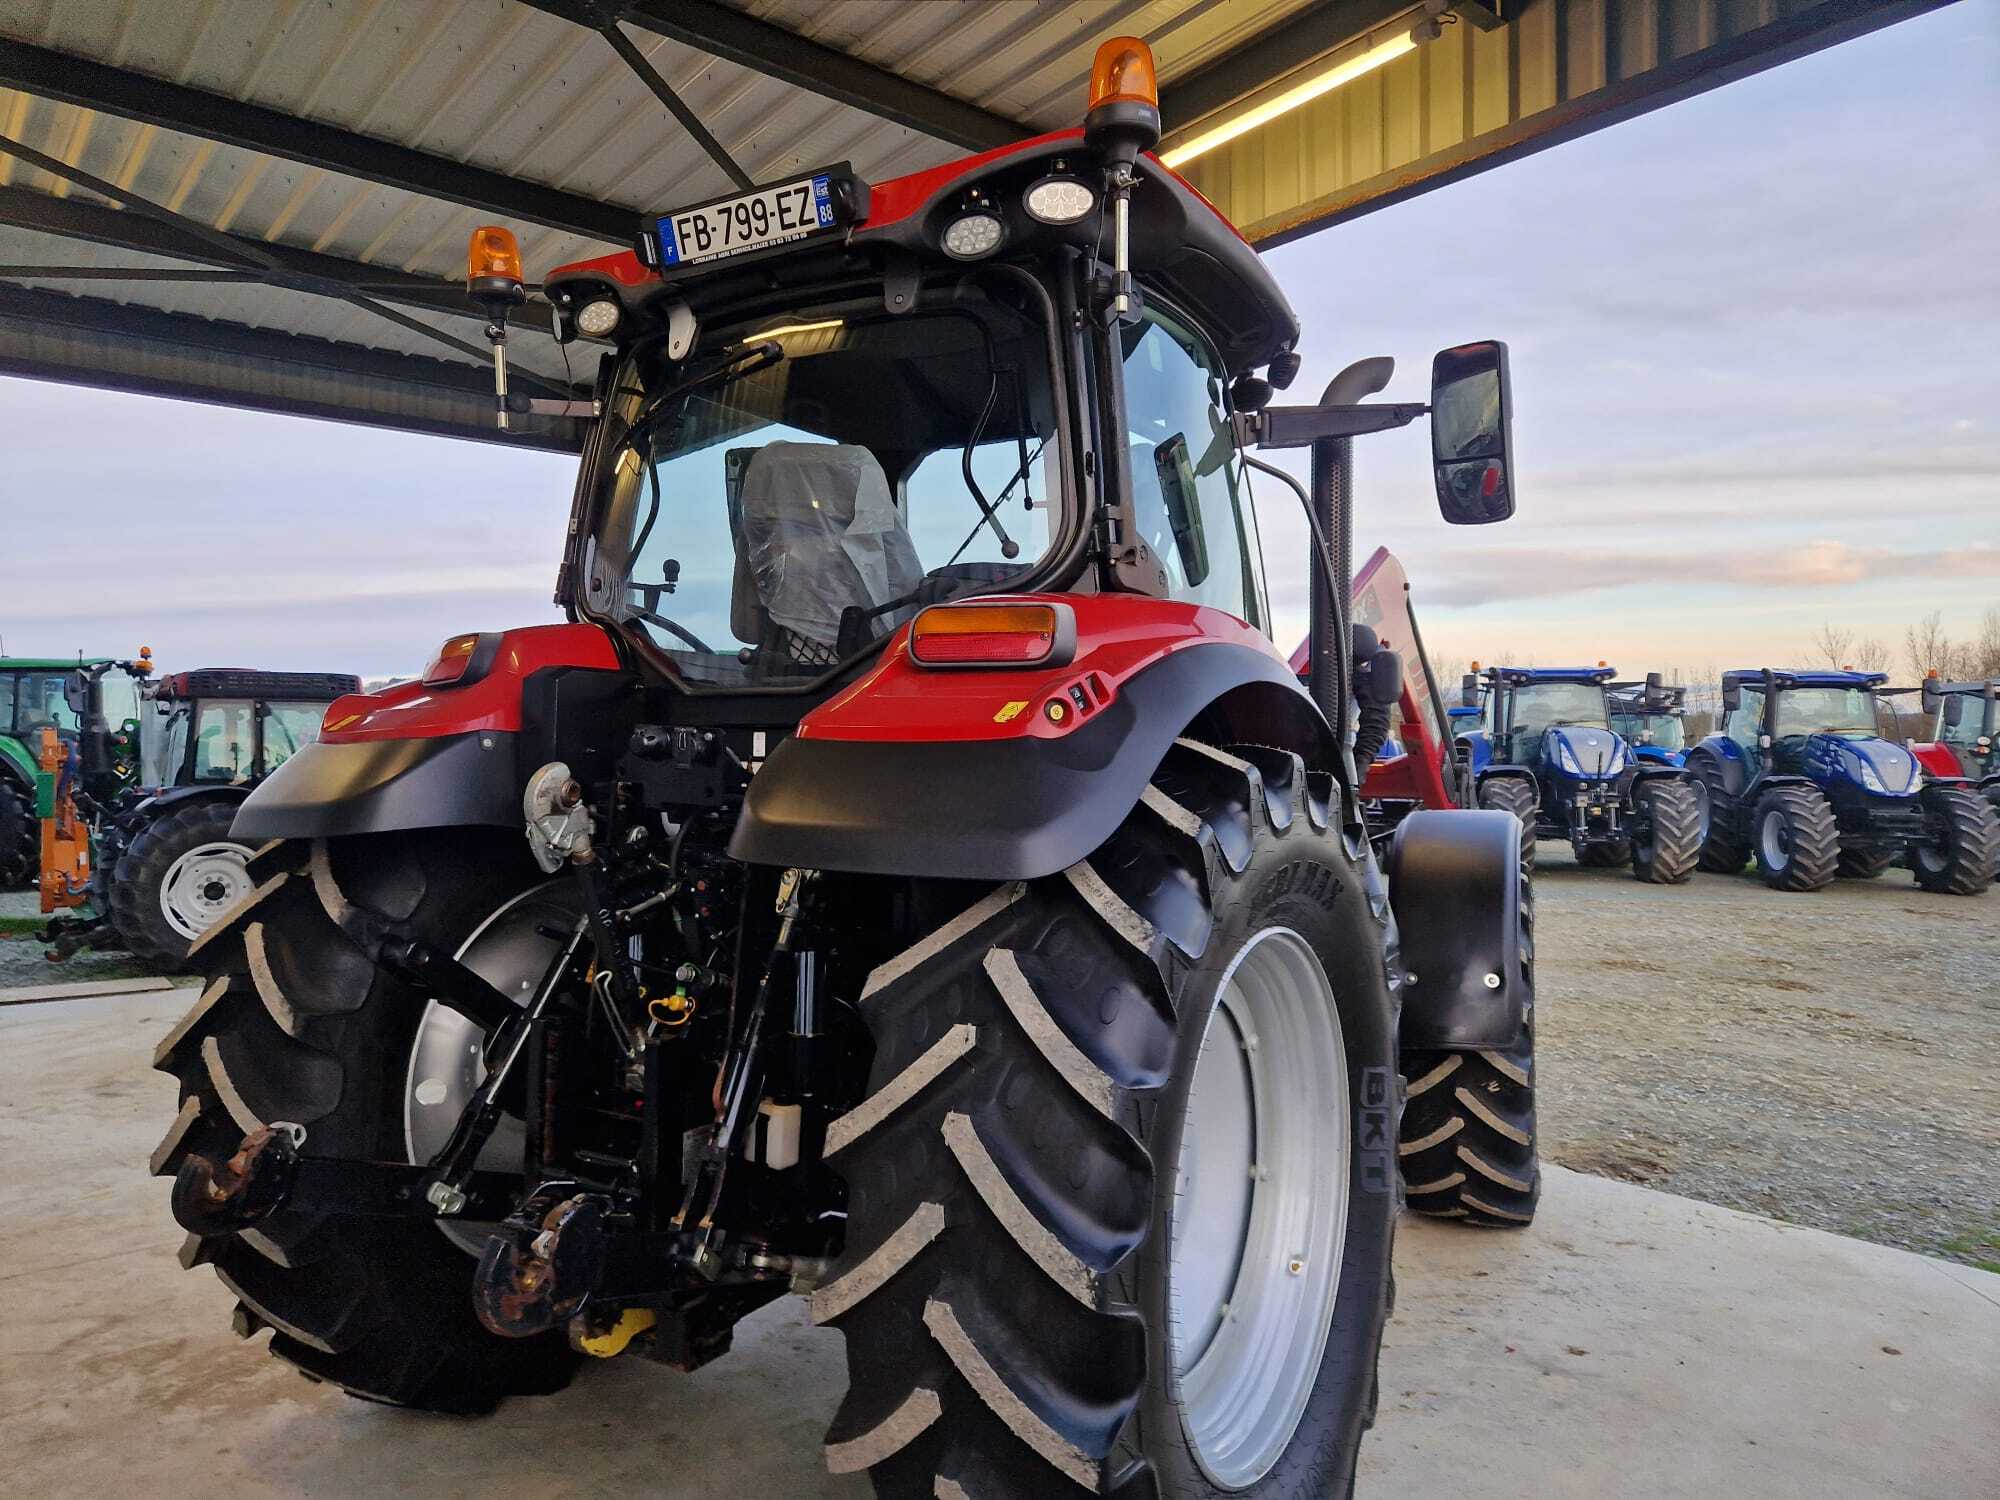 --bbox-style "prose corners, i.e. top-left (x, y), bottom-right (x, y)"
top-left (137, 669), bottom-right (360, 791)
top-left (0, 655), bottom-right (139, 890)
top-left (1915, 676), bottom-right (1999, 785)
top-left (1686, 669), bottom-right (1997, 894)
top-left (1464, 664), bottom-right (1624, 781)
top-left (1707, 669), bottom-right (1912, 792)
top-left (1460, 663), bottom-right (1703, 880)
top-left (1608, 675), bottom-right (1690, 765)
